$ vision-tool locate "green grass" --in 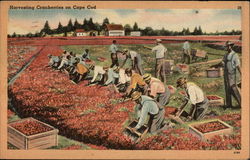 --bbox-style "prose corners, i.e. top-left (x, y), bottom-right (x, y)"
top-left (48, 135), bottom-right (93, 150)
